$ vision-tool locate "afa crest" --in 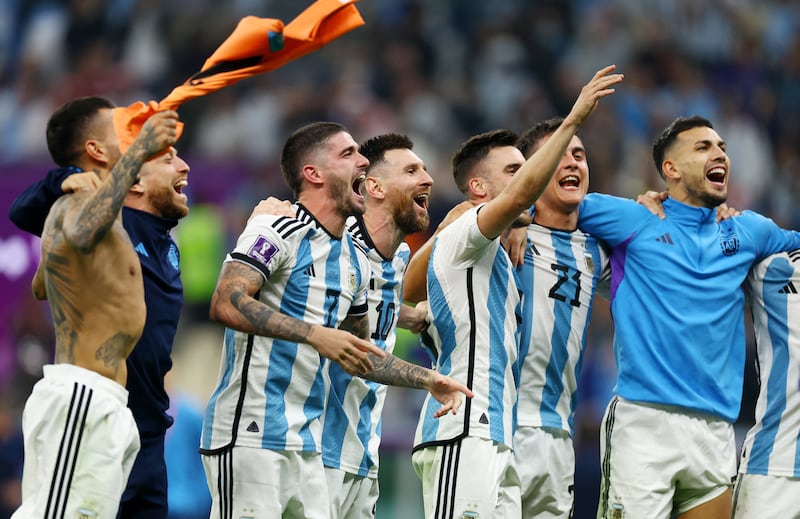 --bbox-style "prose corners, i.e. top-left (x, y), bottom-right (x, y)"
top-left (719, 233), bottom-right (739, 257)
top-left (168, 243), bottom-right (180, 270)
top-left (348, 268), bottom-right (358, 293)
top-left (583, 249), bottom-right (595, 274)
